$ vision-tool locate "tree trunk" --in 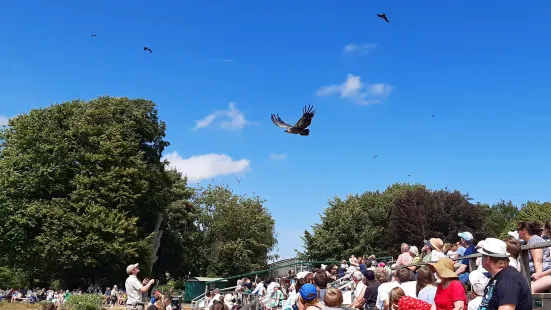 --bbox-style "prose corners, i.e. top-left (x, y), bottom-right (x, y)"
top-left (151, 213), bottom-right (164, 266)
